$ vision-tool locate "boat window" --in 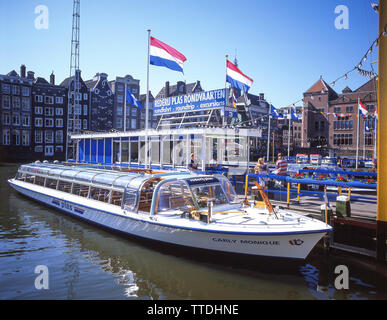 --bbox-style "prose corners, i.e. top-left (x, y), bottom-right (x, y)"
top-left (25, 174), bottom-right (35, 184)
top-left (57, 180), bottom-right (72, 193)
top-left (191, 184), bottom-right (228, 208)
top-left (15, 172), bottom-right (25, 181)
top-left (89, 187), bottom-right (110, 203)
top-left (123, 188), bottom-right (137, 211)
top-left (46, 178), bottom-right (58, 190)
top-left (111, 190), bottom-right (123, 206)
top-left (72, 183), bottom-right (89, 197)
top-left (35, 176), bottom-right (45, 186)
top-left (217, 176), bottom-right (240, 203)
top-left (138, 179), bottom-right (161, 213)
top-left (156, 181), bottom-right (195, 213)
